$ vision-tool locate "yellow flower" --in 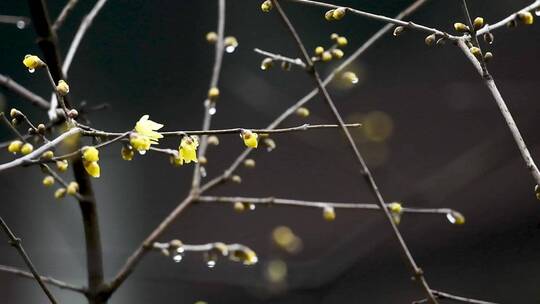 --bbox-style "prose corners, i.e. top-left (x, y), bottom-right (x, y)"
top-left (131, 115), bottom-right (163, 153)
top-left (56, 80), bottom-right (70, 96)
top-left (82, 146), bottom-right (99, 162)
top-left (388, 202), bottom-right (403, 214)
top-left (242, 130), bottom-right (258, 148)
top-left (22, 54), bottom-right (44, 71)
top-left (177, 136), bottom-right (199, 165)
top-left (42, 176), bottom-right (55, 187)
top-left (84, 161), bottom-right (100, 178)
top-left (323, 206), bottom-right (336, 221)
top-left (7, 140), bottom-right (23, 154)
top-left (21, 143), bottom-right (34, 155)
top-left (56, 160), bottom-right (69, 172)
